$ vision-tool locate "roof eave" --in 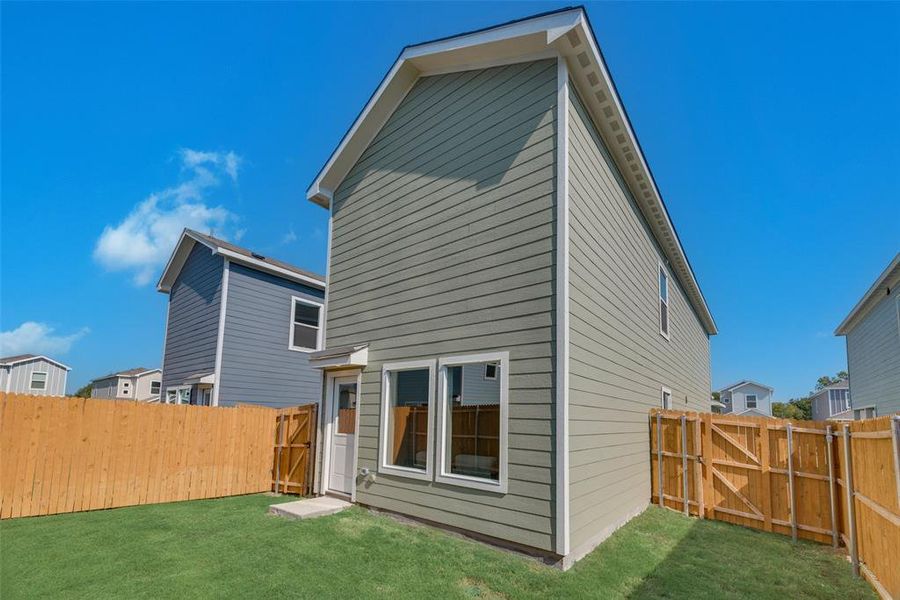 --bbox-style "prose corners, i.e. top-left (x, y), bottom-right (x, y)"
top-left (835, 253), bottom-right (900, 335)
